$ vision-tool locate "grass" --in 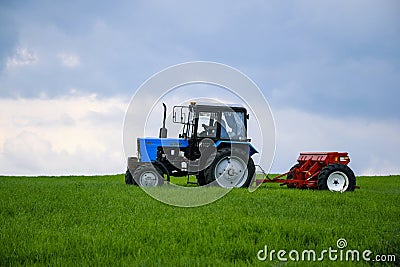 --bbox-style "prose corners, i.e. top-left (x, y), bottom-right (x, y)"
top-left (0, 175), bottom-right (399, 266)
